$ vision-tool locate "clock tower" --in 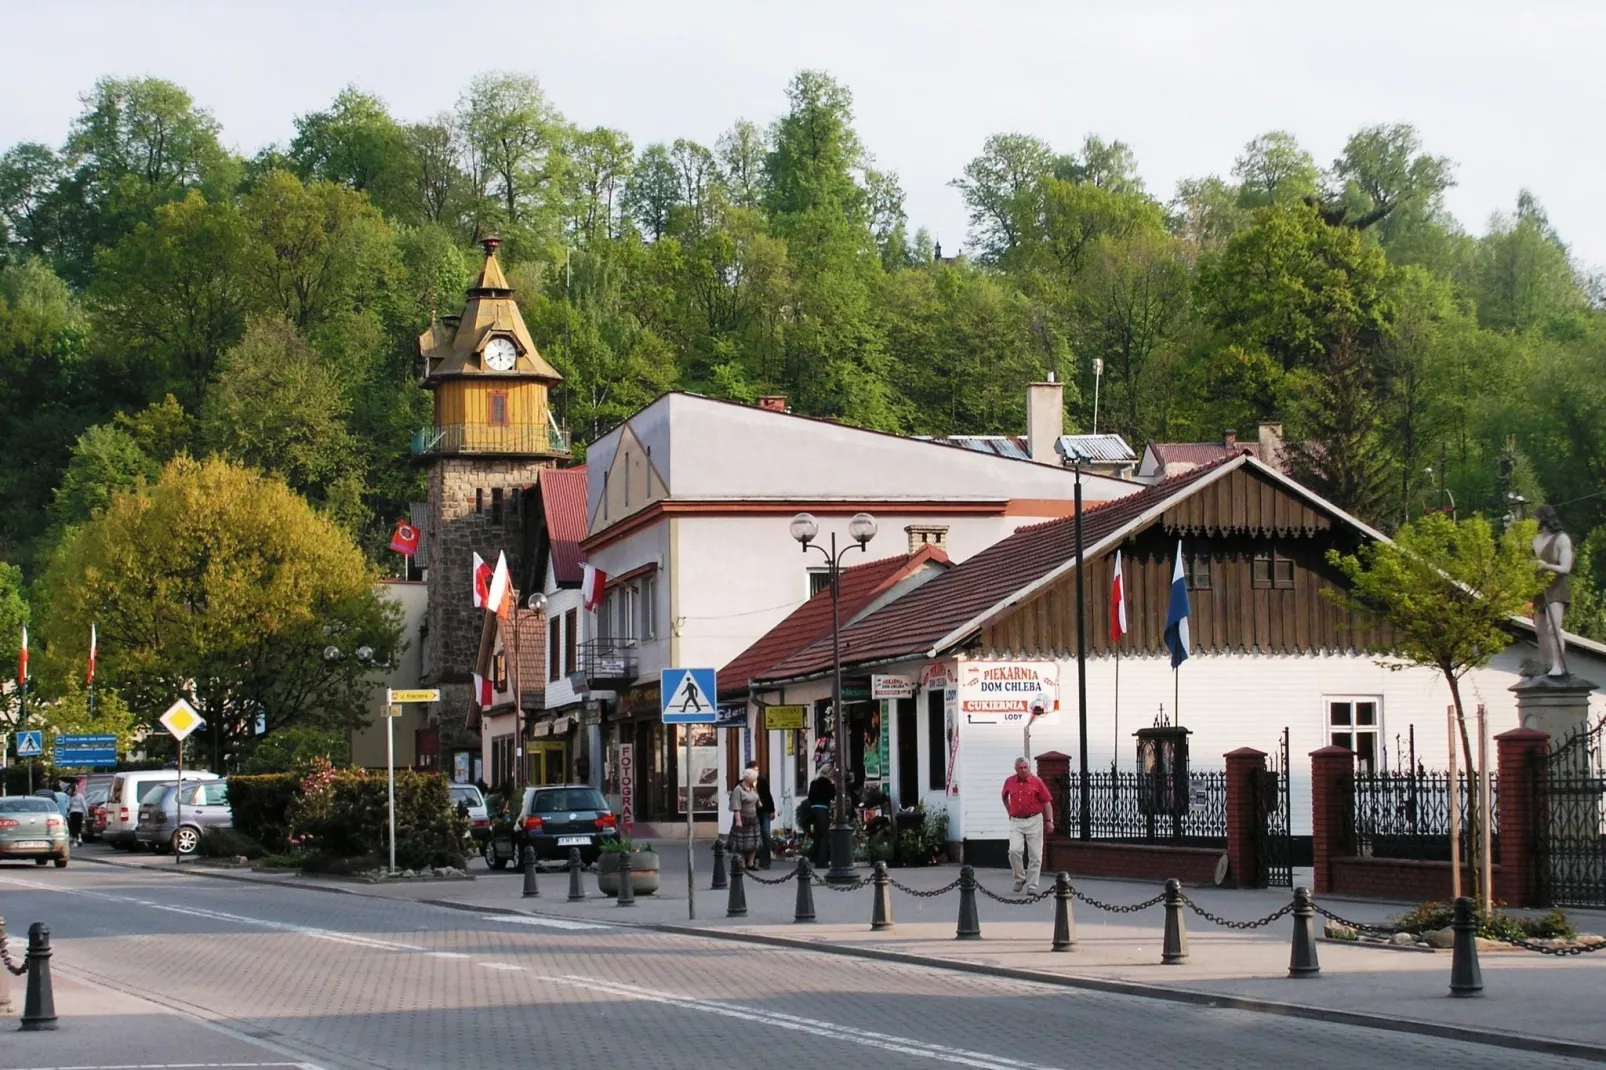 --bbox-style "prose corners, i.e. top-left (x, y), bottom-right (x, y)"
top-left (414, 236), bottom-right (566, 750)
